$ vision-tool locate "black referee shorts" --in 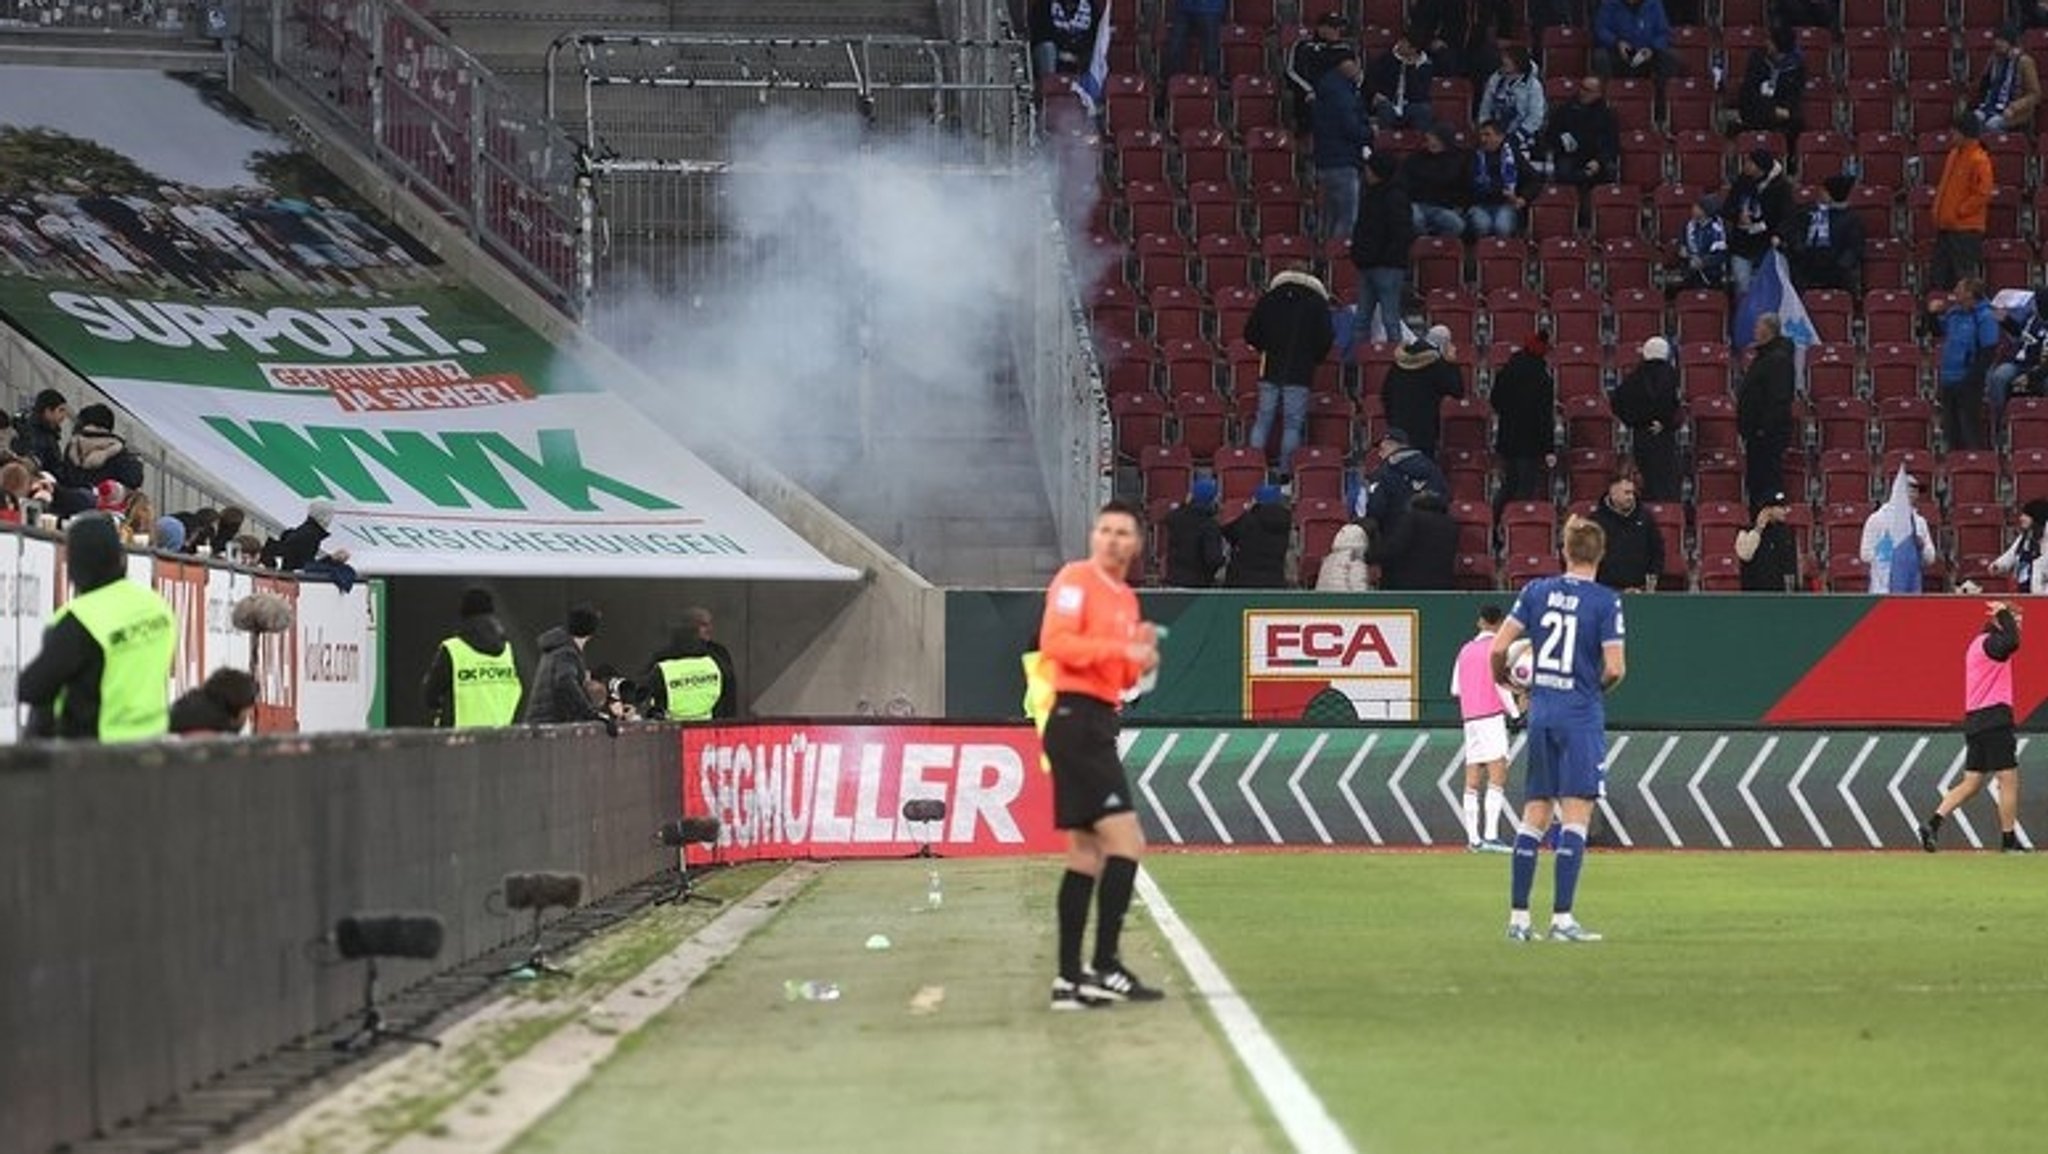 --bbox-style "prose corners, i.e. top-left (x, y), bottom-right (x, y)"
top-left (1042, 693), bottom-right (1135, 831)
top-left (1964, 725), bottom-right (2019, 774)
